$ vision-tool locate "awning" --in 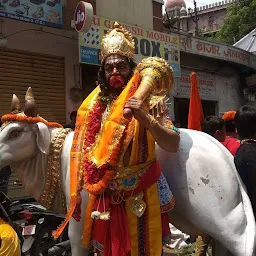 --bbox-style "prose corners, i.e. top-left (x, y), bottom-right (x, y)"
top-left (234, 28), bottom-right (256, 54)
